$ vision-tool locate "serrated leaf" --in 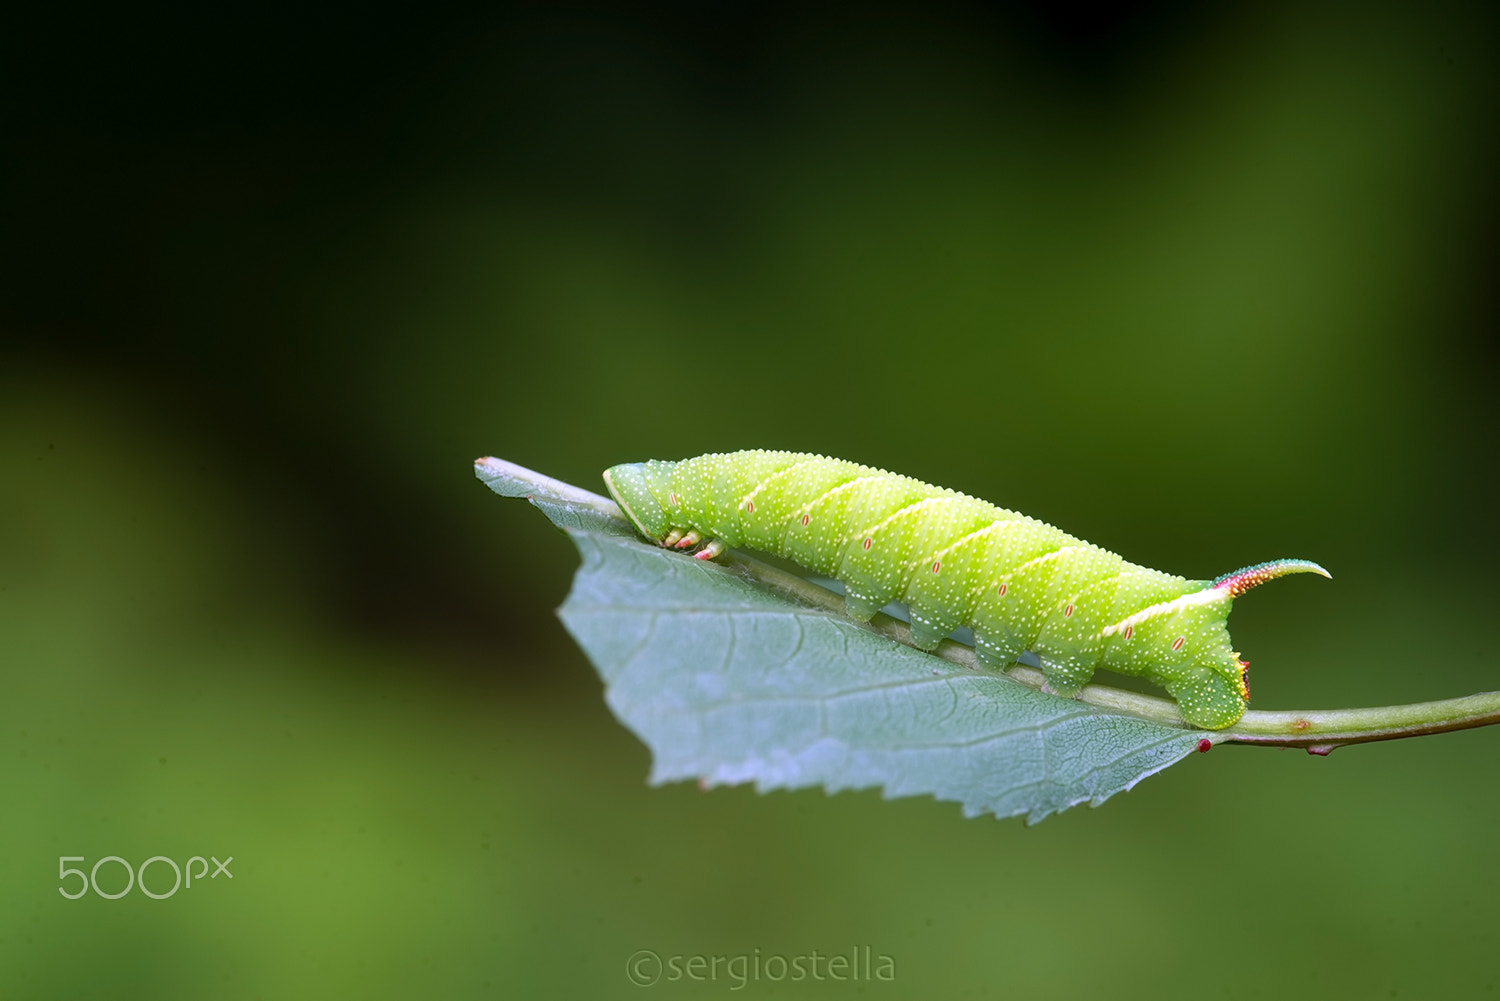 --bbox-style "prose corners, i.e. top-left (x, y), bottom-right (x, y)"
top-left (477, 457), bottom-right (1204, 823)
